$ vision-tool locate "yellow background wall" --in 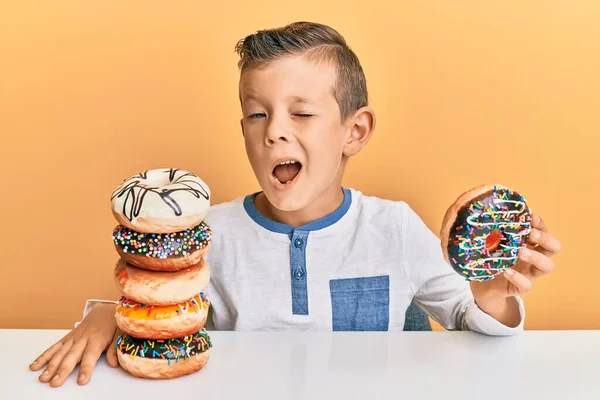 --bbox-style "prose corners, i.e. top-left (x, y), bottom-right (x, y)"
top-left (1, 1), bottom-right (598, 330)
